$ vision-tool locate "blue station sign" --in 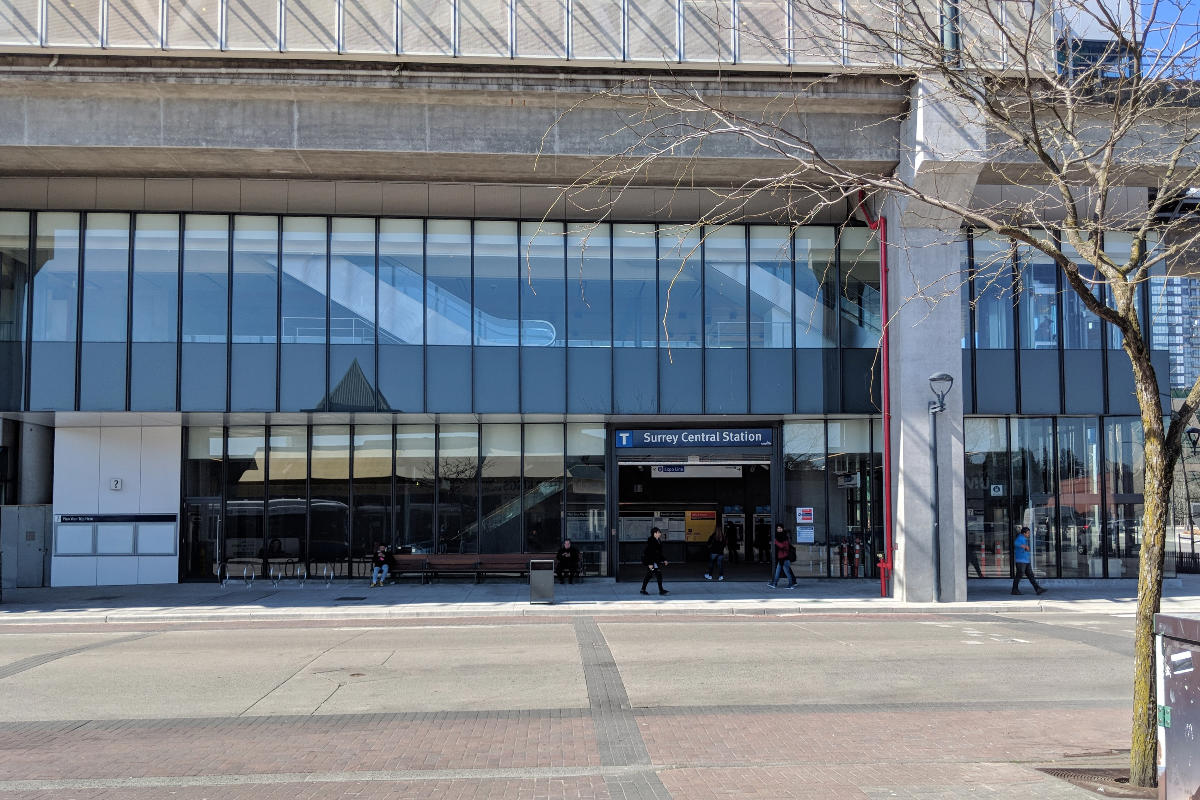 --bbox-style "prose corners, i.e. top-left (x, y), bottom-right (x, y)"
top-left (614, 428), bottom-right (773, 448)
